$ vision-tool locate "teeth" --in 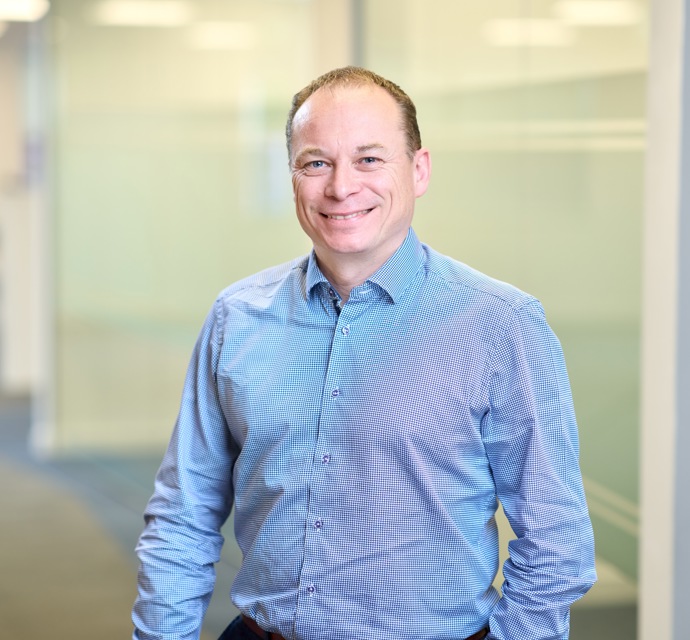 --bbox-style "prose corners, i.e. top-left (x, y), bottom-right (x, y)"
top-left (326, 209), bottom-right (370, 220)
